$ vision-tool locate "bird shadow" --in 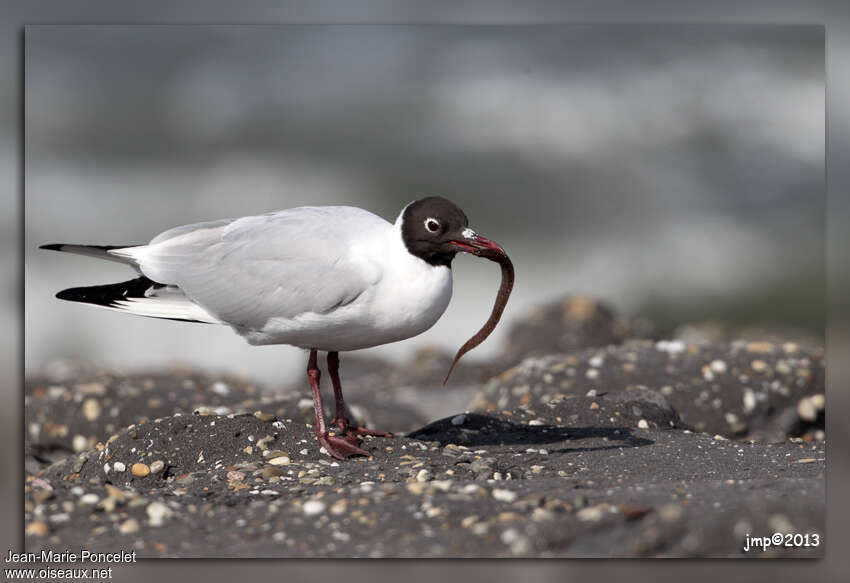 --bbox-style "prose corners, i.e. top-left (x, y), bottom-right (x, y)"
top-left (406, 412), bottom-right (653, 452)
